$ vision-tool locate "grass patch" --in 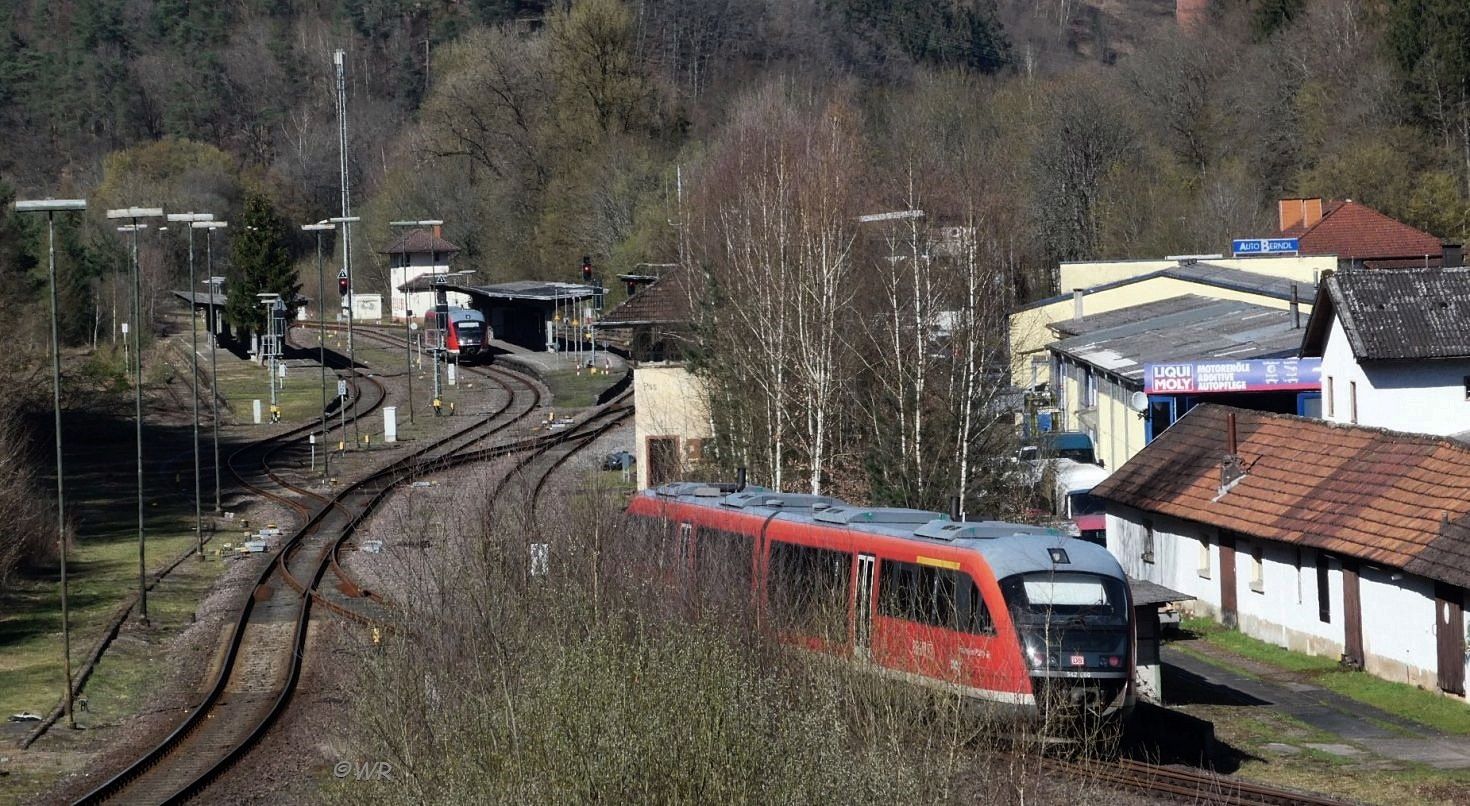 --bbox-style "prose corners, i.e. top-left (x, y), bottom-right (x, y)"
top-left (0, 526), bottom-right (224, 718)
top-left (1177, 617), bottom-right (1470, 735)
top-left (542, 366), bottom-right (620, 409)
top-left (1316, 672), bottom-right (1470, 736)
top-left (211, 358), bottom-right (333, 425)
